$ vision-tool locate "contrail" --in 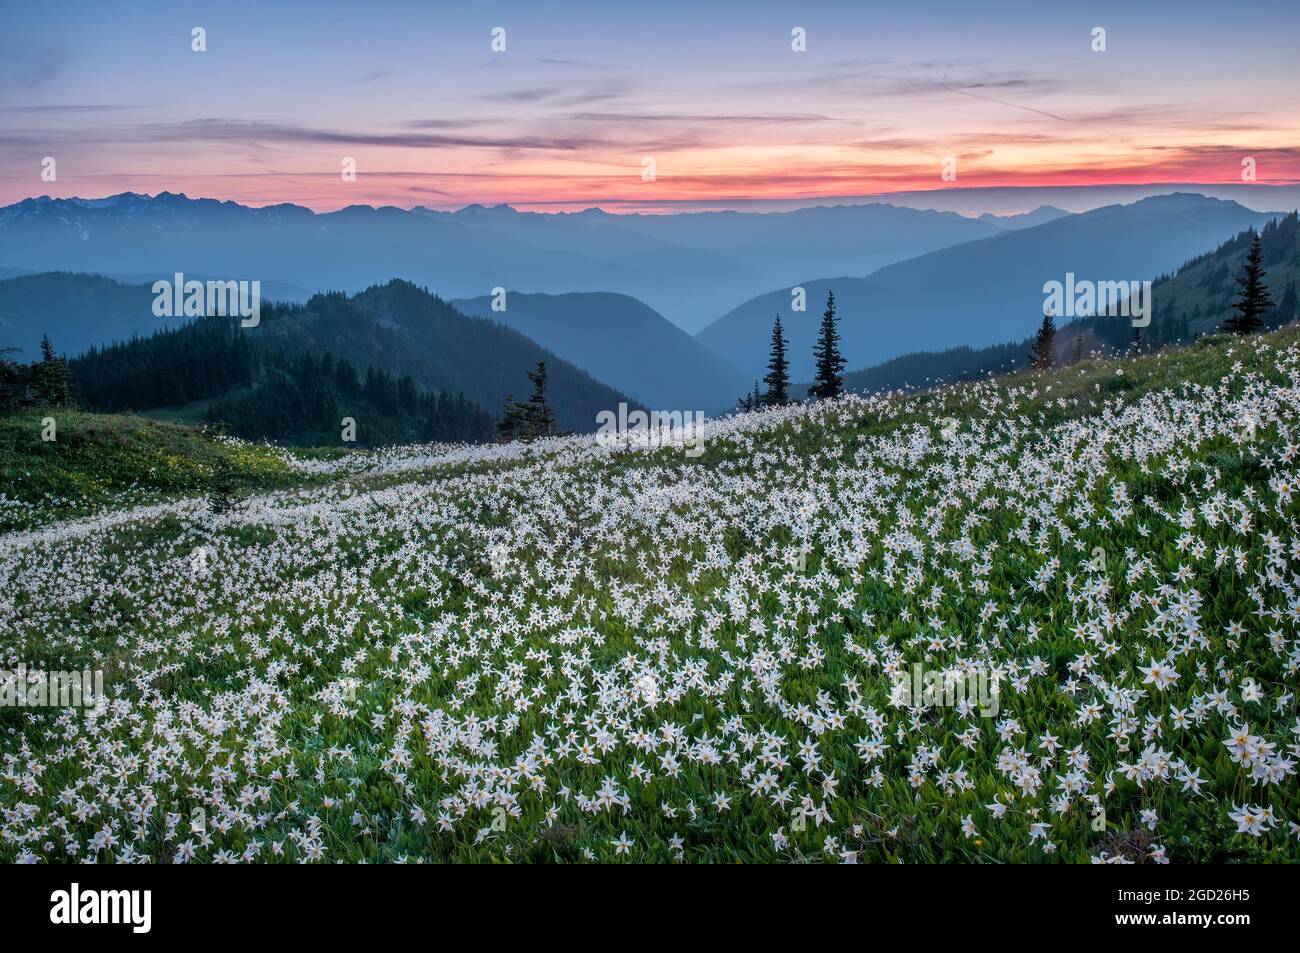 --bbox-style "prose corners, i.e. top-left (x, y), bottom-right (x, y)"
top-left (939, 69), bottom-right (1069, 121)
